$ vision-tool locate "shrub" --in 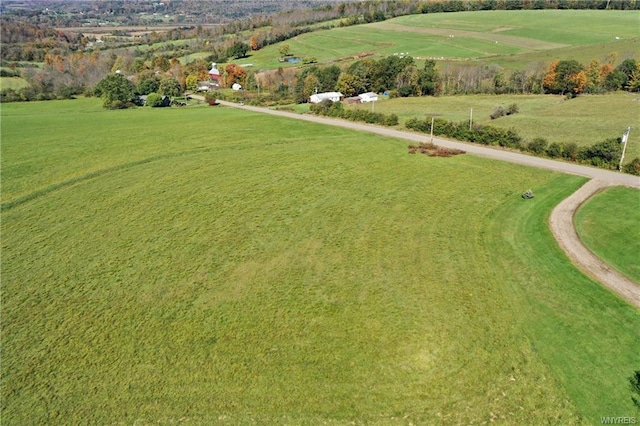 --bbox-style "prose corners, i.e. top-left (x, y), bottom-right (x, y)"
top-left (622, 158), bottom-right (640, 175)
top-left (146, 92), bottom-right (164, 107)
top-left (546, 142), bottom-right (563, 158)
top-left (562, 142), bottom-right (579, 161)
top-left (204, 91), bottom-right (217, 106)
top-left (578, 138), bottom-right (622, 169)
top-left (490, 106), bottom-right (505, 120)
top-left (506, 103), bottom-right (519, 115)
top-left (527, 138), bottom-right (548, 154)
